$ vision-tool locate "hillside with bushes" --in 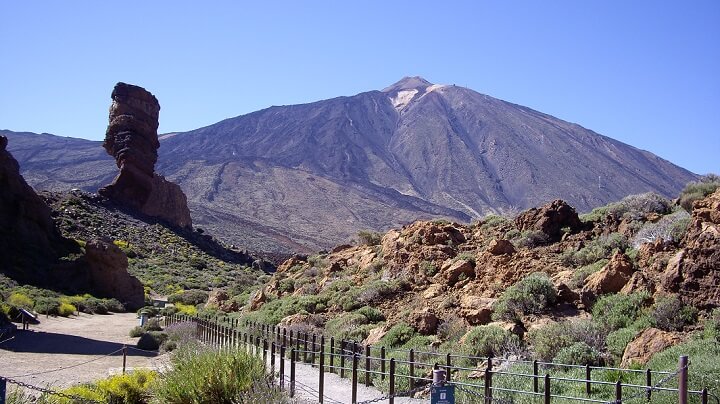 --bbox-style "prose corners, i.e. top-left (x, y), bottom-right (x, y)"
top-left (202, 176), bottom-right (720, 389)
